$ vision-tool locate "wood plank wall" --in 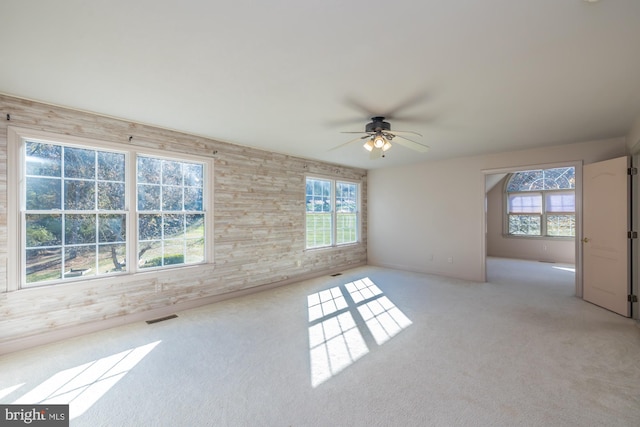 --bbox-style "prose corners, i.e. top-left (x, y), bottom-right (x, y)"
top-left (0, 95), bottom-right (367, 352)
